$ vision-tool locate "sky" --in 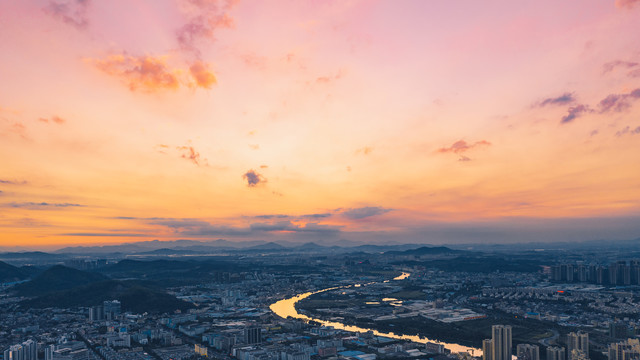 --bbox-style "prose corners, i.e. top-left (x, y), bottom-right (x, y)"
top-left (1, 0), bottom-right (640, 249)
